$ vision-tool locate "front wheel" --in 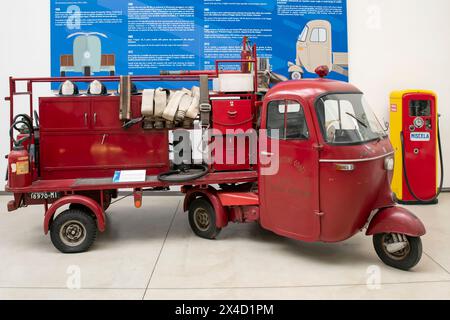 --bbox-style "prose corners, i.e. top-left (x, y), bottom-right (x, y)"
top-left (373, 233), bottom-right (422, 271)
top-left (188, 198), bottom-right (221, 240)
top-left (50, 209), bottom-right (97, 253)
